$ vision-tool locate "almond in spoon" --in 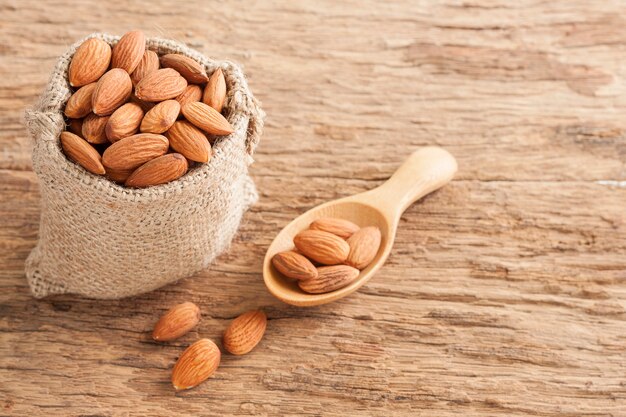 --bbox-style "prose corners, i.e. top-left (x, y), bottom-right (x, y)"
top-left (310, 218), bottom-right (360, 239)
top-left (293, 229), bottom-right (350, 265)
top-left (271, 250), bottom-right (318, 281)
top-left (346, 226), bottom-right (382, 270)
top-left (299, 265), bottom-right (360, 294)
